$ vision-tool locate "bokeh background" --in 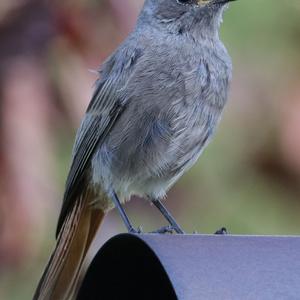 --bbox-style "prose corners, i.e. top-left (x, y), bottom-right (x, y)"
top-left (0, 0), bottom-right (300, 298)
